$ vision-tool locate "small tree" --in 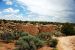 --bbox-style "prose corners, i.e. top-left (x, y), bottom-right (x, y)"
top-left (61, 23), bottom-right (75, 35)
